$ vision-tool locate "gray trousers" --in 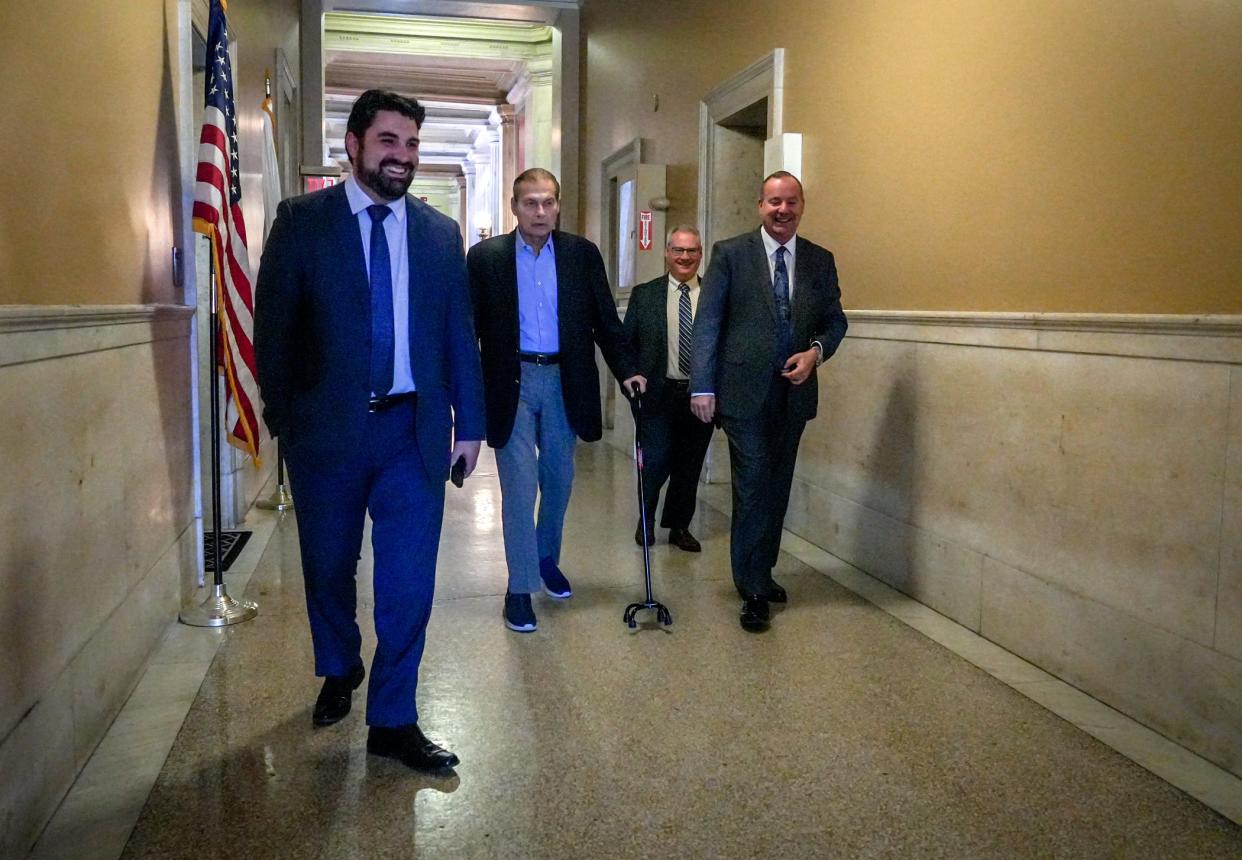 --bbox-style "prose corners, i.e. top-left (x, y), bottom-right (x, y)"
top-left (495, 362), bottom-right (578, 593)
top-left (718, 376), bottom-right (805, 596)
